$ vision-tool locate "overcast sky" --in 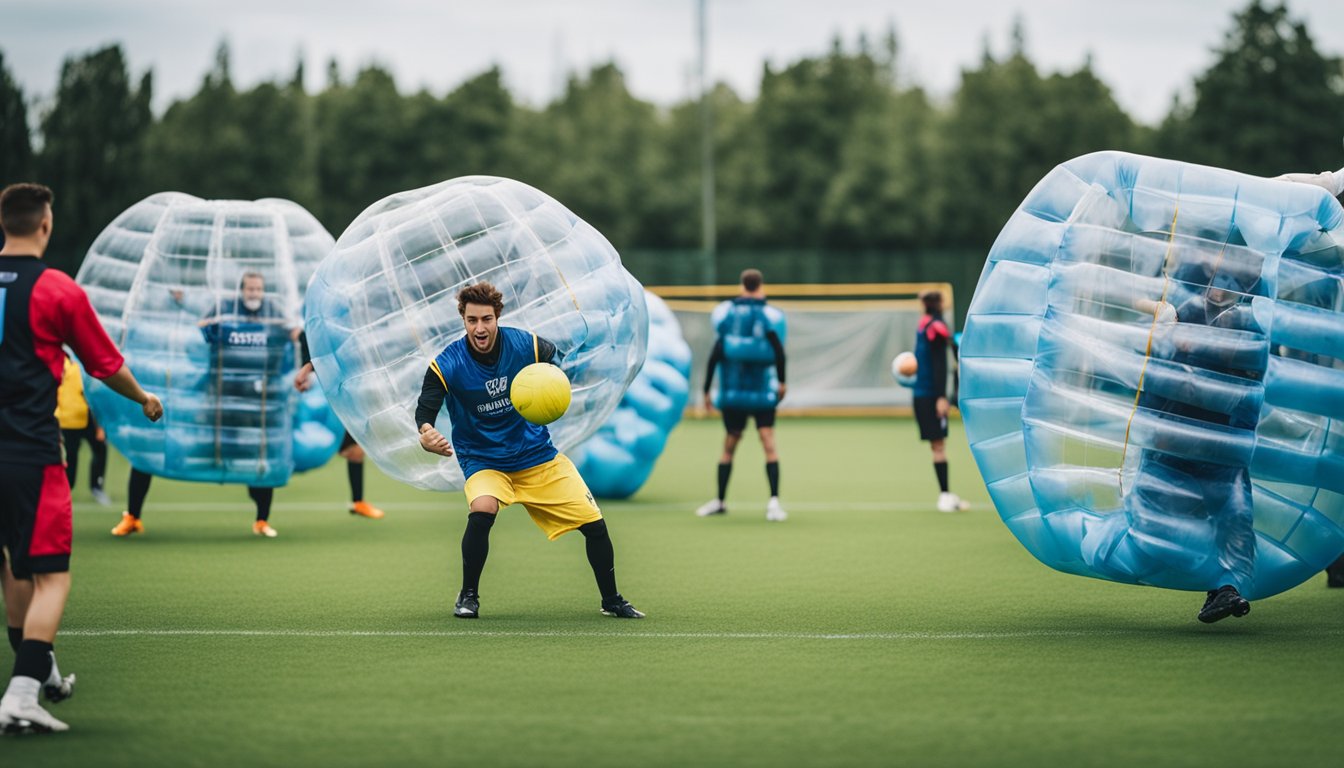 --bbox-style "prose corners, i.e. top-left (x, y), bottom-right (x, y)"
top-left (3, 0), bottom-right (1342, 125)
